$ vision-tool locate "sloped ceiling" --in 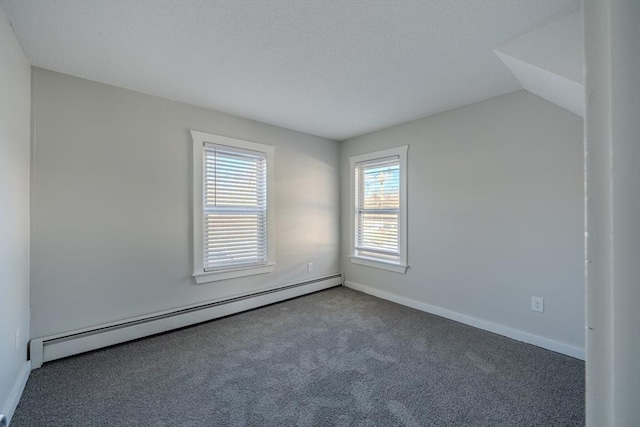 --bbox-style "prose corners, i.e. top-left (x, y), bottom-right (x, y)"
top-left (494, 12), bottom-right (584, 117)
top-left (1, 0), bottom-right (581, 140)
